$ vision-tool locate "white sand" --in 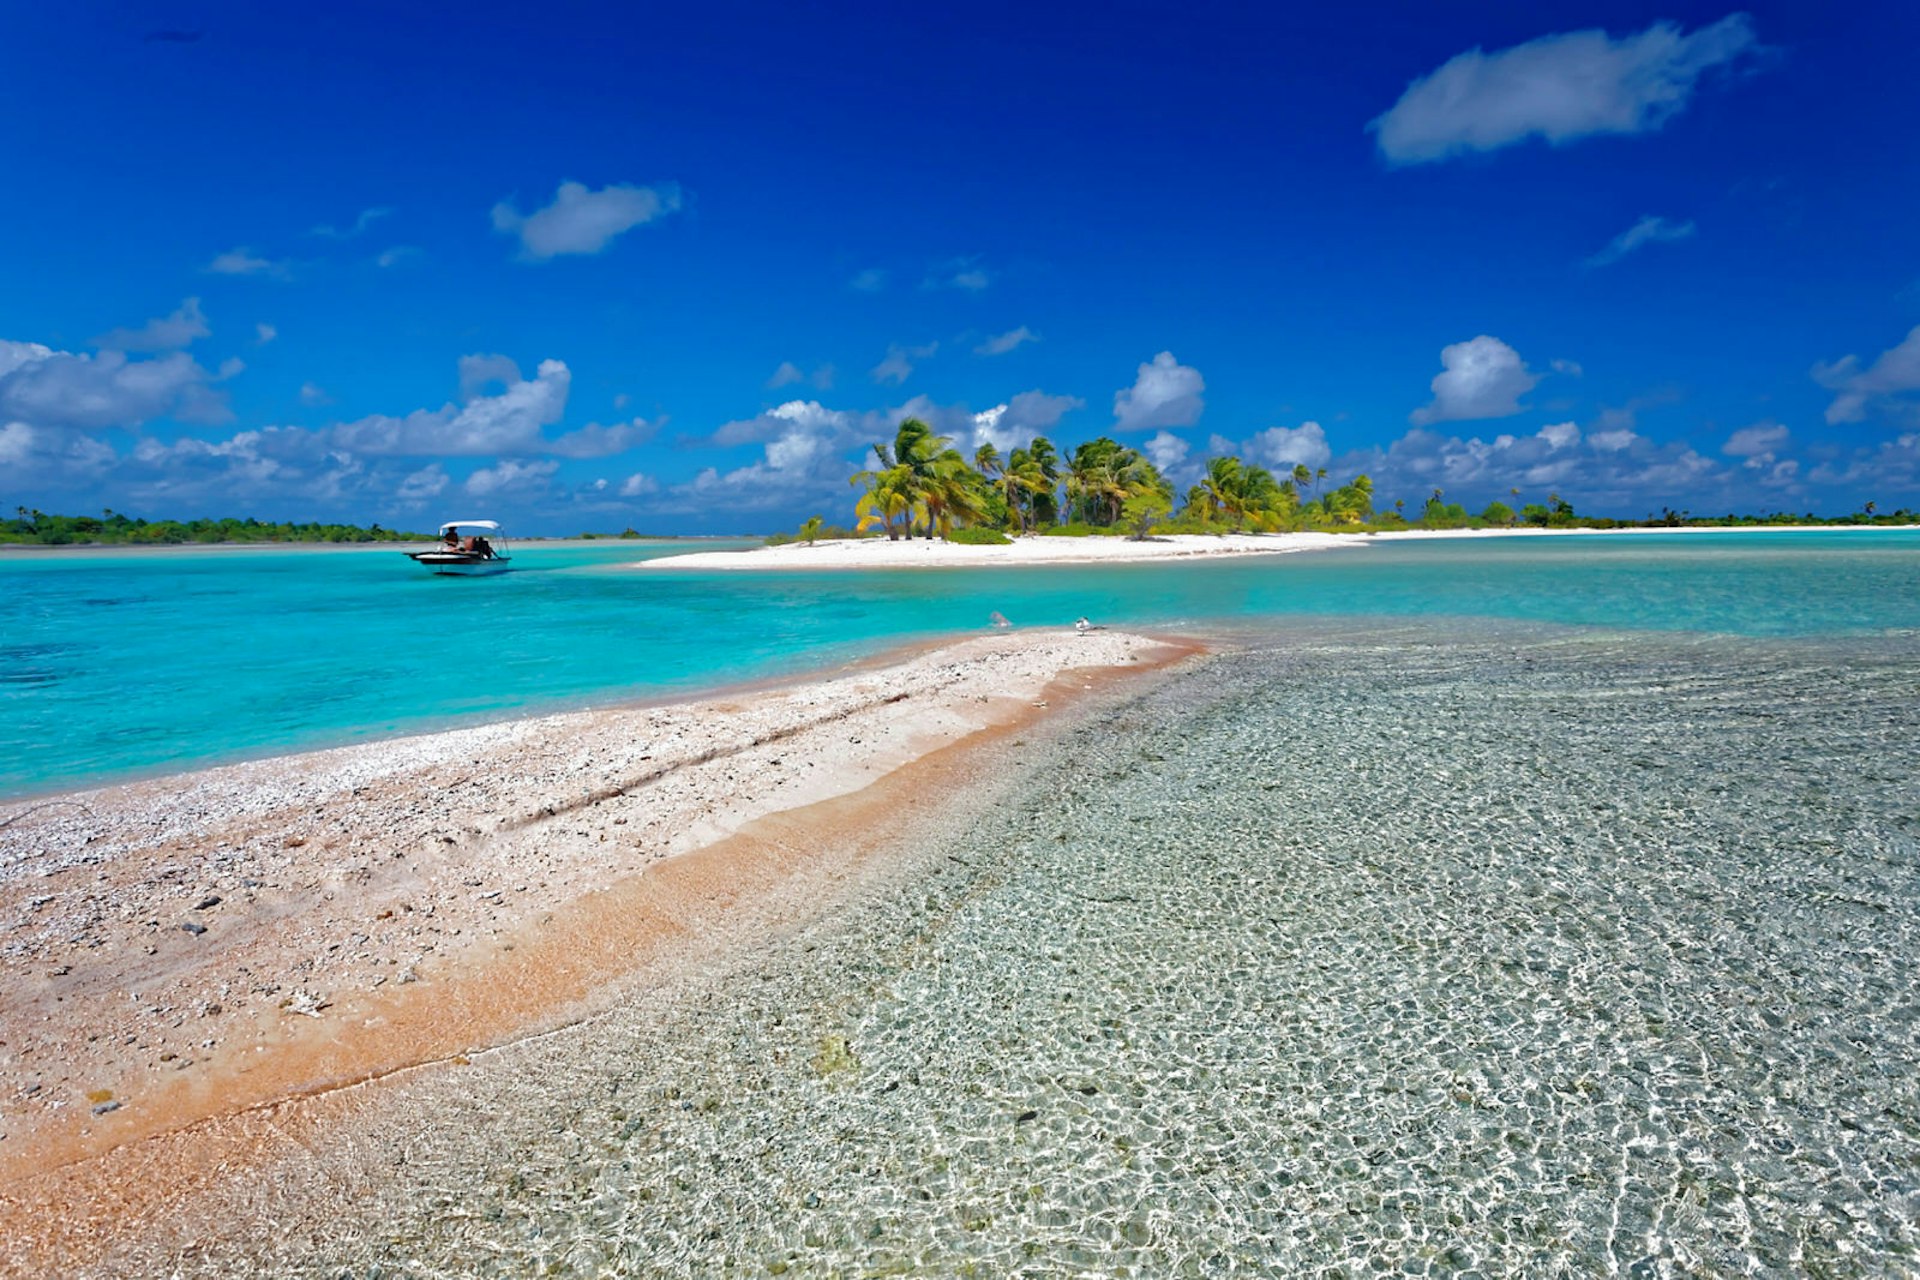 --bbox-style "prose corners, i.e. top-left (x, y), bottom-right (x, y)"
top-left (637, 523), bottom-right (1919, 572)
top-left (639, 531), bottom-right (1361, 570)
